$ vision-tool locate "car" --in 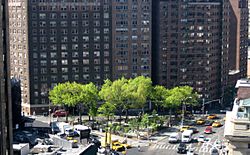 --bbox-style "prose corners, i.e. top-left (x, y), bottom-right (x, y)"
top-left (180, 126), bottom-right (191, 132)
top-left (177, 143), bottom-right (187, 154)
top-left (169, 132), bottom-right (180, 143)
top-left (212, 121), bottom-right (222, 127)
top-left (204, 126), bottom-right (213, 134)
top-left (52, 109), bottom-right (68, 117)
top-left (205, 120), bottom-right (214, 126)
top-left (187, 147), bottom-right (195, 155)
top-left (196, 119), bottom-right (205, 125)
top-left (207, 114), bottom-right (217, 119)
top-left (210, 147), bottom-right (219, 155)
top-left (189, 127), bottom-right (198, 134)
top-left (213, 140), bottom-right (222, 149)
top-left (112, 142), bottom-right (125, 152)
top-left (197, 135), bottom-right (205, 143)
top-left (50, 122), bottom-right (60, 134)
top-left (120, 142), bottom-right (131, 149)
